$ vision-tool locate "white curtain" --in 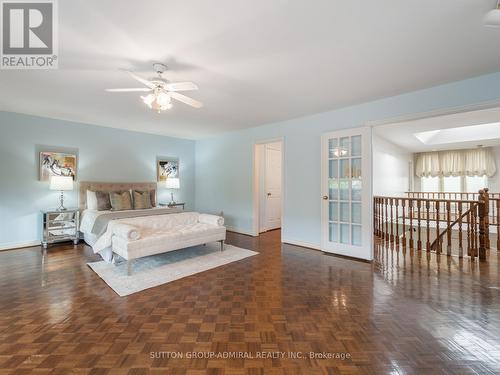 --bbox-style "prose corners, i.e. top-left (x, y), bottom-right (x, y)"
top-left (415, 147), bottom-right (496, 177)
